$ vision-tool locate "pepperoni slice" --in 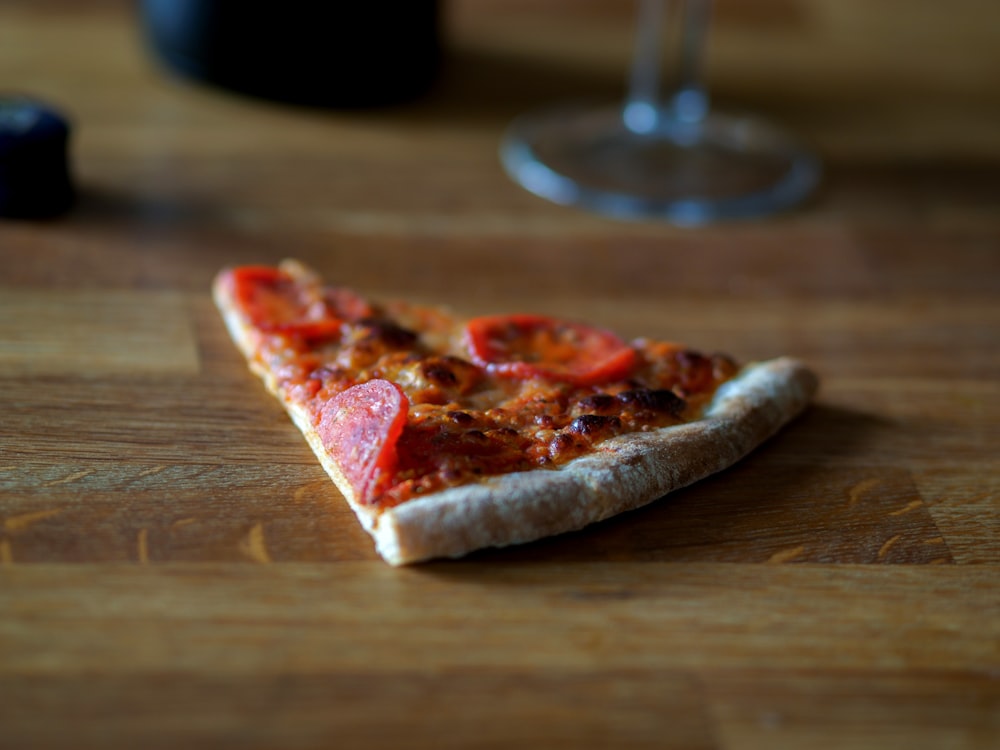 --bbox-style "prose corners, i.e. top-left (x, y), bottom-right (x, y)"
top-left (317, 379), bottom-right (409, 504)
top-left (464, 314), bottom-right (637, 386)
